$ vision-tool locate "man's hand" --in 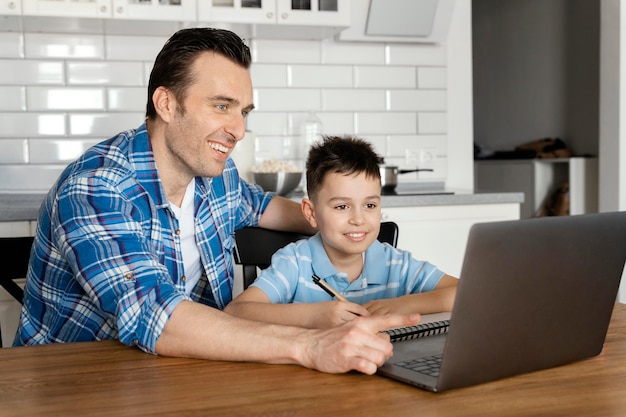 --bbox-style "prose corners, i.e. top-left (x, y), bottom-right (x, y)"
top-left (299, 313), bottom-right (421, 375)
